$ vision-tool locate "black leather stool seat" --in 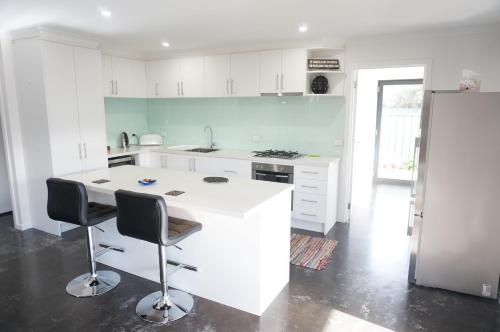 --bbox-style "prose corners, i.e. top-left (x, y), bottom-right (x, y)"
top-left (87, 202), bottom-right (117, 226)
top-left (47, 178), bottom-right (117, 227)
top-left (167, 217), bottom-right (202, 246)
